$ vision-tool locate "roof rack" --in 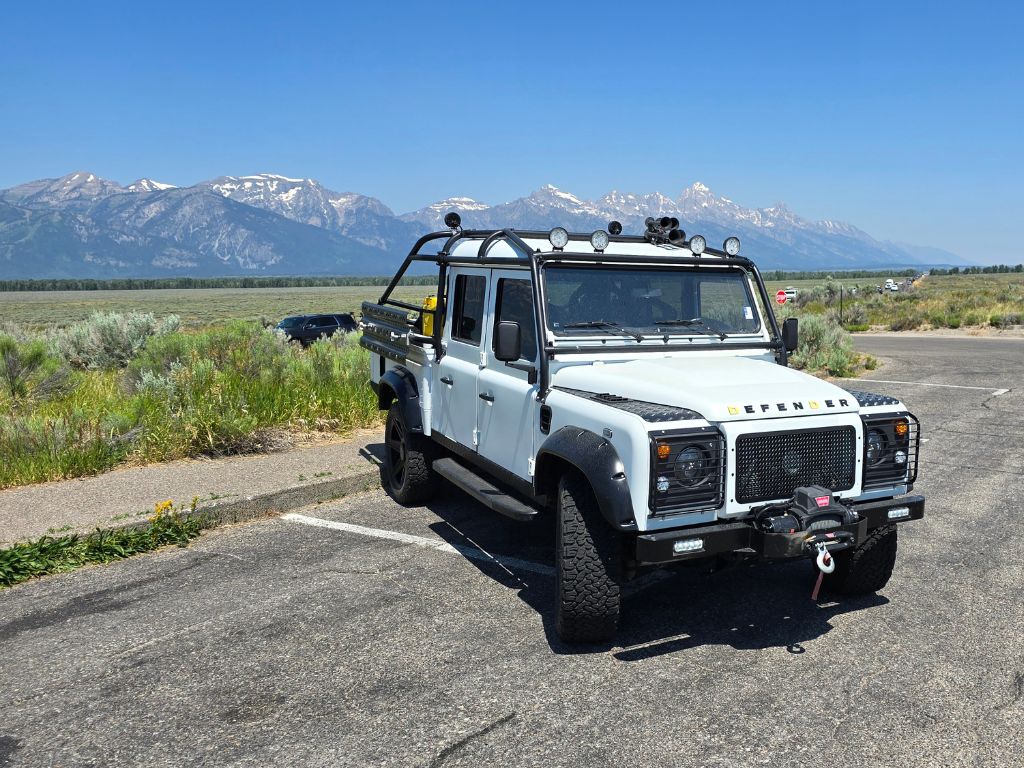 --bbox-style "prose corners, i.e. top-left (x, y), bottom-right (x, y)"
top-left (374, 223), bottom-right (786, 400)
